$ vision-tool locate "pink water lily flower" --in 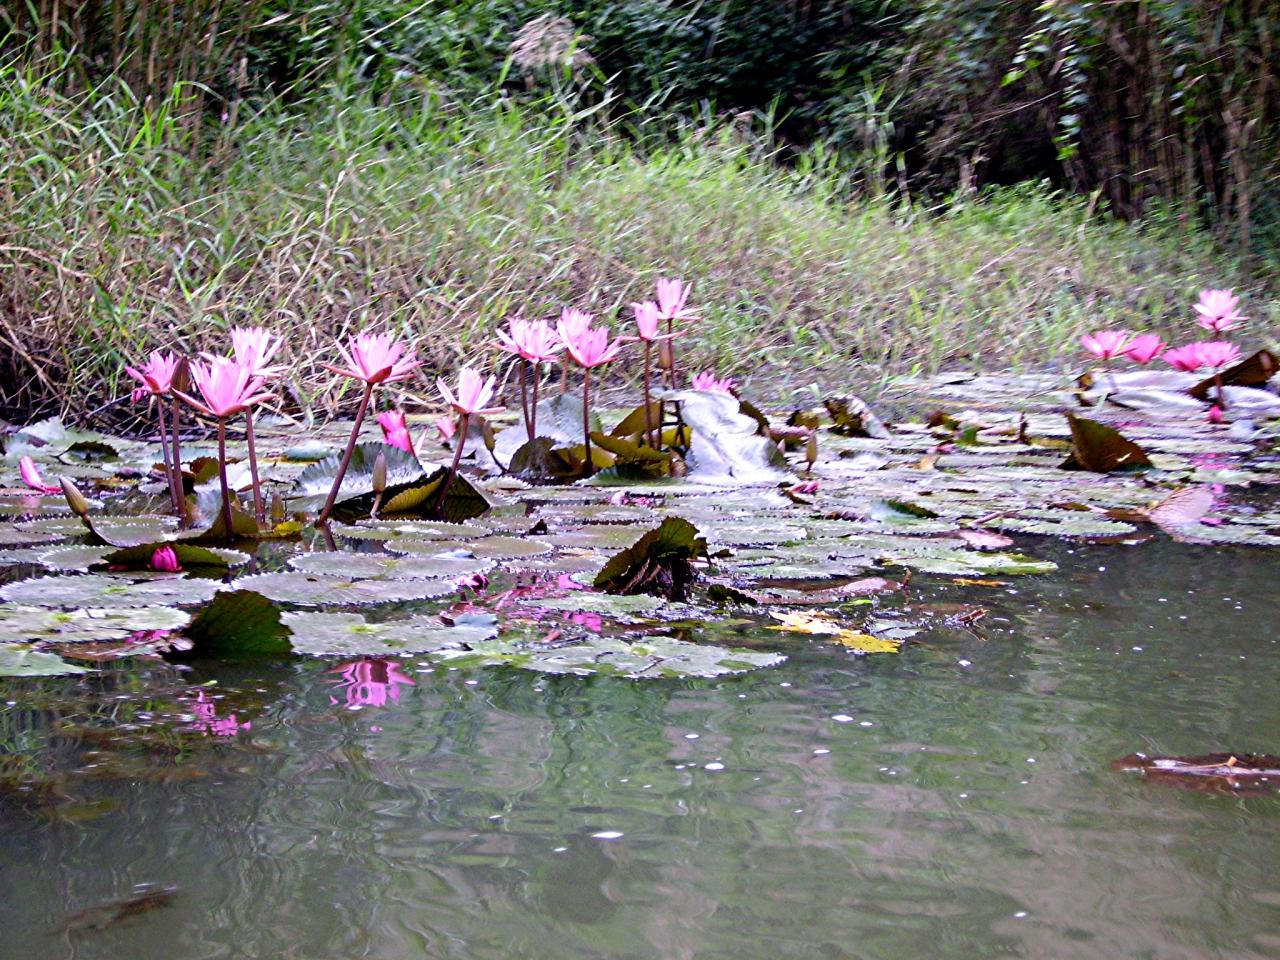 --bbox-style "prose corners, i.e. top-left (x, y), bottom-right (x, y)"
top-left (556, 307), bottom-right (595, 342)
top-left (328, 659), bottom-right (416, 708)
top-left (1193, 289), bottom-right (1245, 332)
top-left (125, 350), bottom-right (183, 396)
top-left (1080, 330), bottom-right (1133, 360)
top-left (655, 277), bottom-right (699, 323)
top-left (229, 326), bottom-right (285, 377)
top-left (438, 368), bottom-right (504, 416)
top-left (496, 318), bottom-right (562, 363)
top-left (323, 332), bottom-right (421, 385)
top-left (1162, 343), bottom-right (1208, 372)
top-left (176, 357), bottom-right (274, 419)
top-left (1196, 340), bottom-right (1242, 371)
top-left (378, 409), bottom-right (416, 455)
top-left (632, 301), bottom-right (664, 341)
top-left (1124, 334), bottom-right (1166, 365)
top-left (435, 416), bottom-right (456, 443)
top-left (18, 456), bottom-right (59, 494)
top-left (690, 370), bottom-right (737, 393)
top-left (558, 321), bottom-right (626, 369)
top-left (149, 546), bottom-right (182, 572)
